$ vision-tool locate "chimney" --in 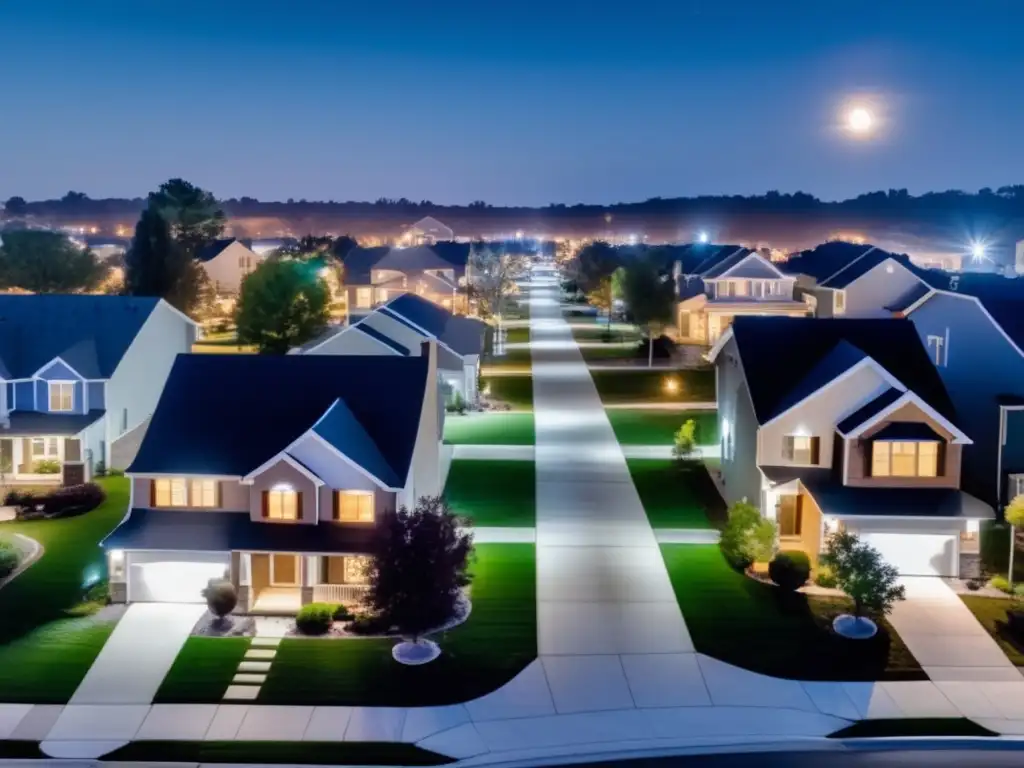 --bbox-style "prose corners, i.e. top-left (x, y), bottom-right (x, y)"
top-left (411, 339), bottom-right (442, 498)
